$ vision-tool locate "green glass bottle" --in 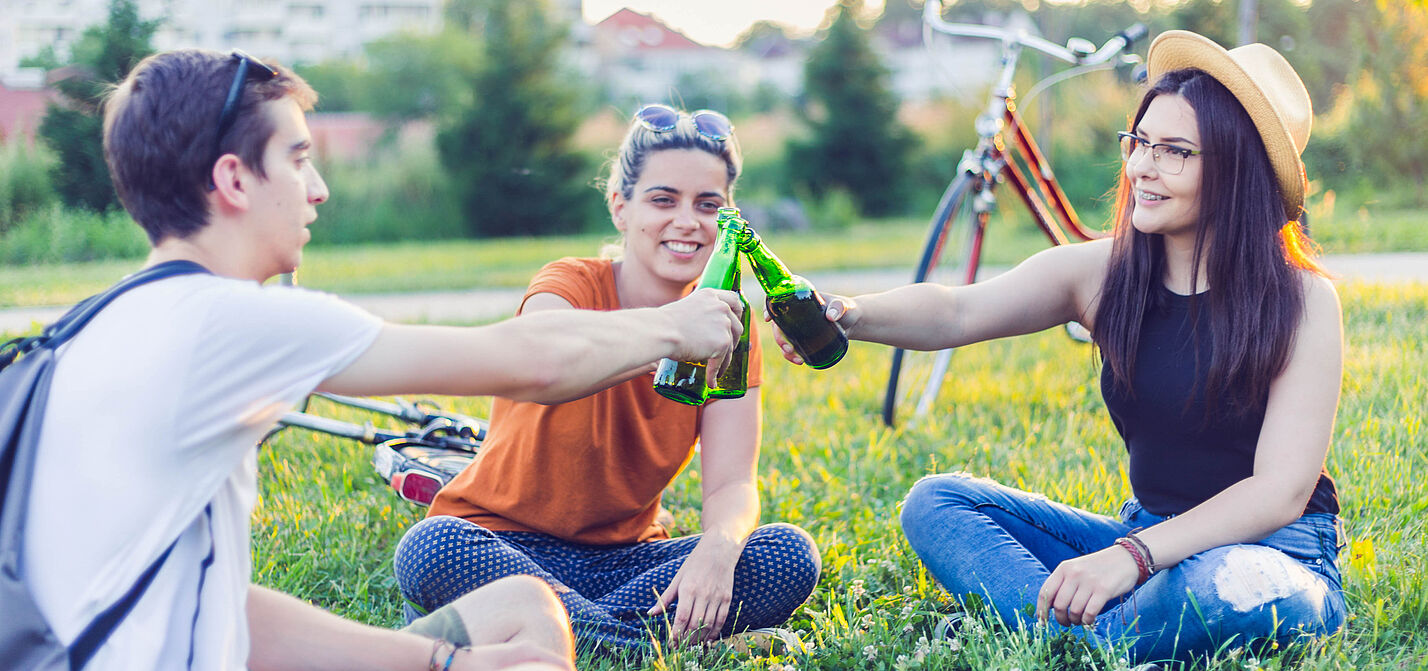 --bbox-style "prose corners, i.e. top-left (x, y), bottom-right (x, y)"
top-left (652, 208), bottom-right (745, 405)
top-left (737, 225), bottom-right (848, 369)
top-left (707, 262), bottom-right (750, 399)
